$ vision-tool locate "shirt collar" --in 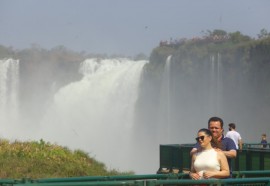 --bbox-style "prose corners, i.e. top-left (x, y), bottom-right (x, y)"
top-left (217, 134), bottom-right (225, 142)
